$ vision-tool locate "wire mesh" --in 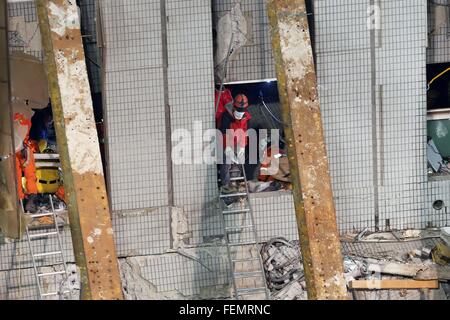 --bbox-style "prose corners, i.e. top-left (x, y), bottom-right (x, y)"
top-left (2, 0), bottom-right (450, 300)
